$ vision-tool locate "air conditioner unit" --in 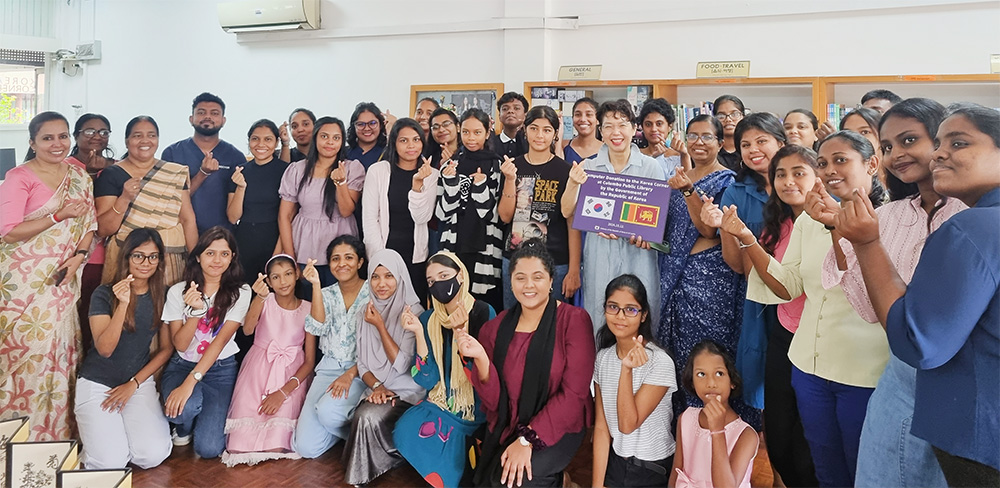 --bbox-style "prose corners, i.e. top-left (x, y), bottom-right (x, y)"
top-left (218, 0), bottom-right (321, 33)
